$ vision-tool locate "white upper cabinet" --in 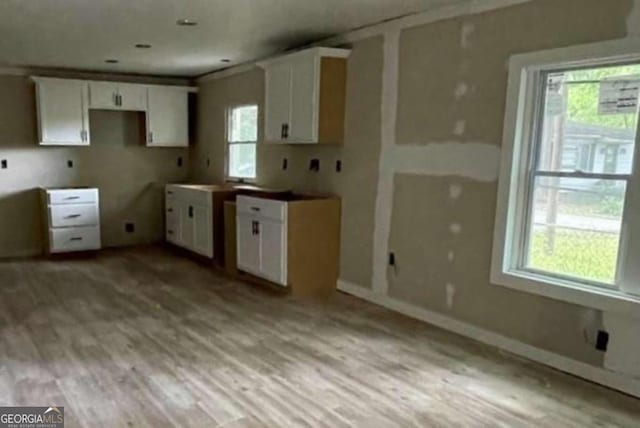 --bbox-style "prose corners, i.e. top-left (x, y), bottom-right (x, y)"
top-left (260, 47), bottom-right (350, 145)
top-left (146, 86), bottom-right (189, 147)
top-left (265, 62), bottom-right (291, 142)
top-left (289, 55), bottom-right (318, 143)
top-left (88, 81), bottom-right (147, 111)
top-left (35, 78), bottom-right (90, 146)
top-left (118, 83), bottom-right (147, 111)
top-left (34, 77), bottom-right (194, 147)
